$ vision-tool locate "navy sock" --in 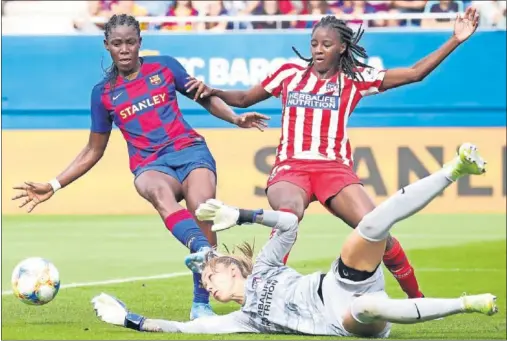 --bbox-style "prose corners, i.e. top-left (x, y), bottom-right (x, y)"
top-left (164, 209), bottom-right (211, 253)
top-left (193, 272), bottom-right (209, 304)
top-left (164, 209), bottom-right (211, 304)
